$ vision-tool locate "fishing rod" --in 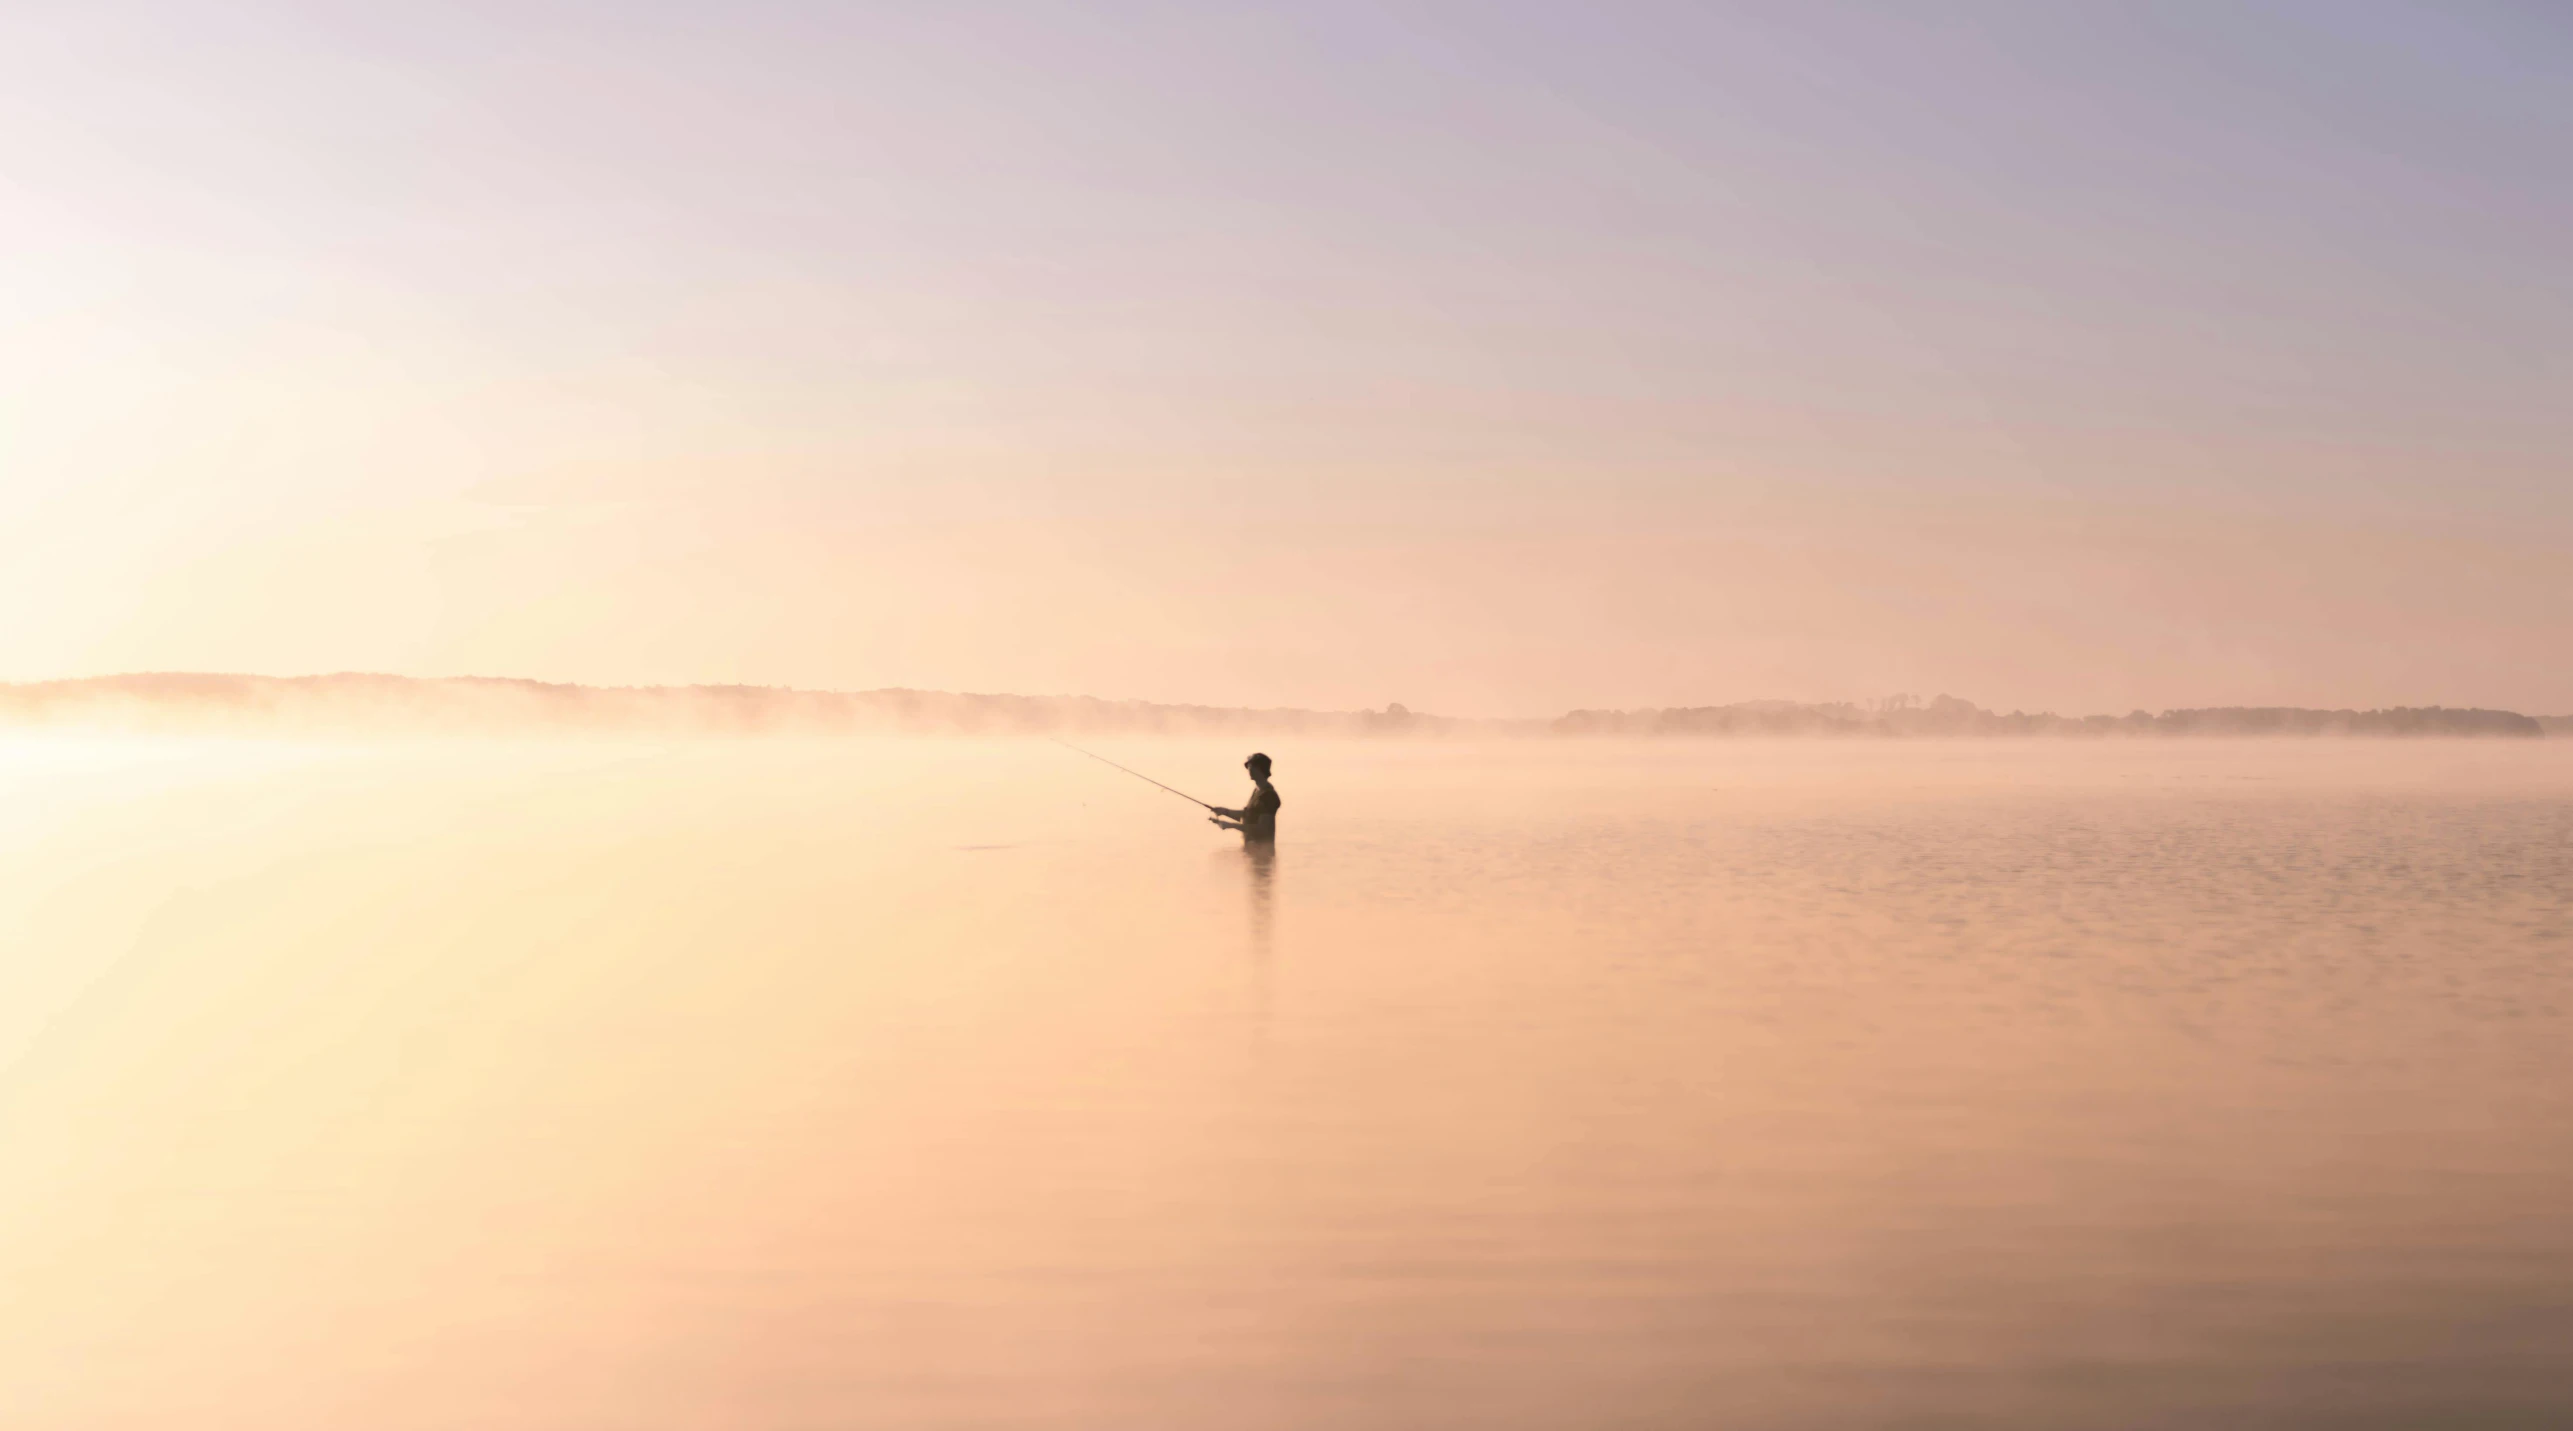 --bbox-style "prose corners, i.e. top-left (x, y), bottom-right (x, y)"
top-left (1052, 737), bottom-right (1218, 811)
